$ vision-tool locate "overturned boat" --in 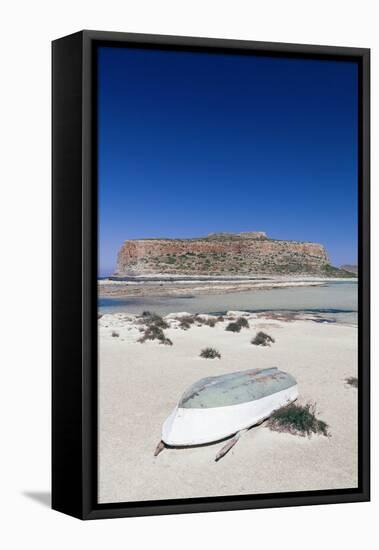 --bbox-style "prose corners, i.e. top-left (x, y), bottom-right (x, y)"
top-left (155, 367), bottom-right (298, 461)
